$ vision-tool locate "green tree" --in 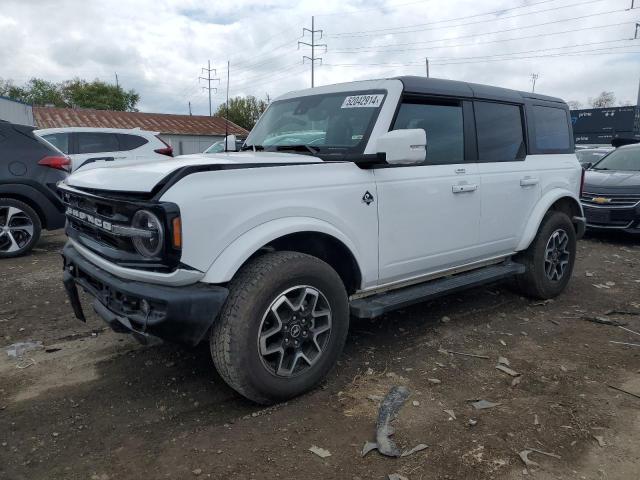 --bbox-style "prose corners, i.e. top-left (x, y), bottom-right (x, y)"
top-left (215, 95), bottom-right (268, 130)
top-left (62, 79), bottom-right (139, 111)
top-left (0, 77), bottom-right (140, 111)
top-left (0, 79), bottom-right (29, 103)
